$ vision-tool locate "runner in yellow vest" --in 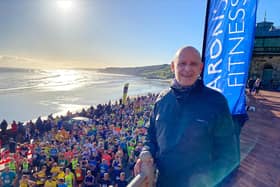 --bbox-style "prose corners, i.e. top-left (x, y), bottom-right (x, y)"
top-left (8, 159), bottom-right (17, 173)
top-left (44, 176), bottom-right (57, 187)
top-left (33, 165), bottom-right (47, 186)
top-left (50, 162), bottom-right (60, 179)
top-left (65, 168), bottom-right (75, 187)
top-left (19, 175), bottom-right (35, 187)
top-left (19, 177), bottom-right (28, 187)
top-left (137, 118), bottom-right (144, 127)
top-left (71, 157), bottom-right (78, 170)
top-left (57, 167), bottom-right (65, 180)
top-left (22, 159), bottom-right (29, 174)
